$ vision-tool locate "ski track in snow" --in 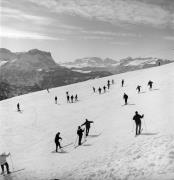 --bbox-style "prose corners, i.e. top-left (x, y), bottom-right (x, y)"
top-left (0, 63), bottom-right (174, 179)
